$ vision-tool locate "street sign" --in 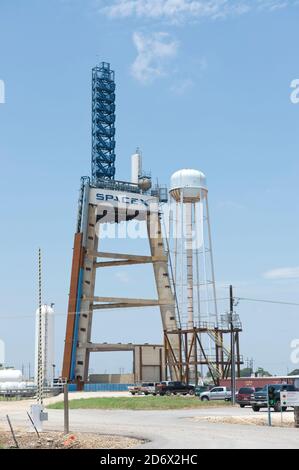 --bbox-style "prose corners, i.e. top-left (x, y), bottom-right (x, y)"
top-left (280, 391), bottom-right (299, 407)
